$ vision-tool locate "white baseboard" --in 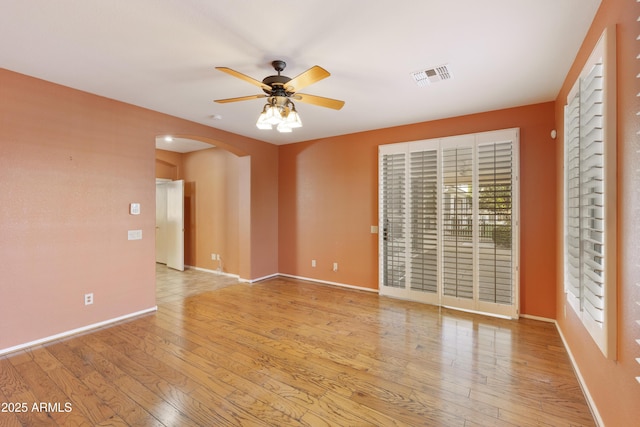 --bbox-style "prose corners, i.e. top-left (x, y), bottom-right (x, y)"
top-left (187, 265), bottom-right (240, 279)
top-left (0, 306), bottom-right (157, 357)
top-left (554, 321), bottom-right (603, 427)
top-left (186, 265), bottom-right (376, 290)
top-left (243, 273), bottom-right (279, 283)
top-left (186, 265), bottom-right (276, 283)
top-left (520, 313), bottom-right (556, 323)
top-left (277, 273), bottom-right (378, 293)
